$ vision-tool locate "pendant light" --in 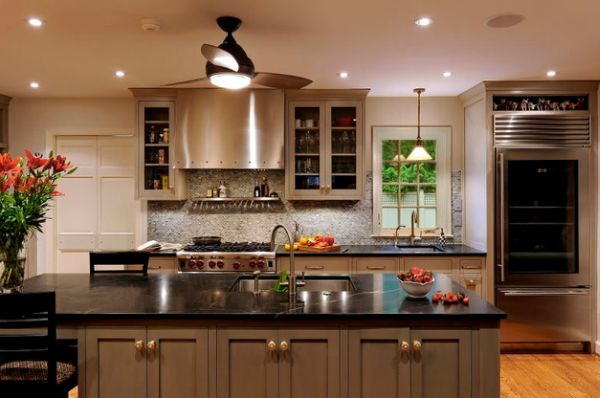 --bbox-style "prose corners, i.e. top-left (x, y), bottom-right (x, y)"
top-left (407, 88), bottom-right (432, 161)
